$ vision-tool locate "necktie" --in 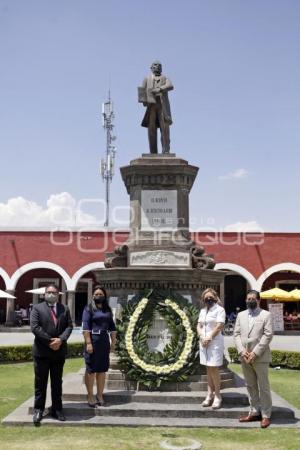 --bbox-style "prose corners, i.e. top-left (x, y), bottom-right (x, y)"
top-left (50, 306), bottom-right (57, 326)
